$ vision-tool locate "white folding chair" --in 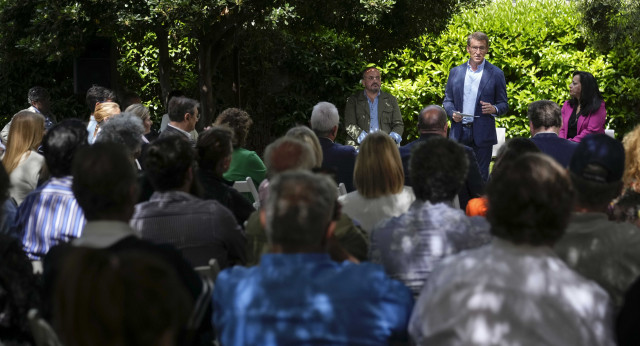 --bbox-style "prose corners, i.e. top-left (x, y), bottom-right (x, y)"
top-left (232, 177), bottom-right (260, 209)
top-left (337, 183), bottom-right (347, 196)
top-left (28, 309), bottom-right (63, 346)
top-left (194, 258), bottom-right (221, 282)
